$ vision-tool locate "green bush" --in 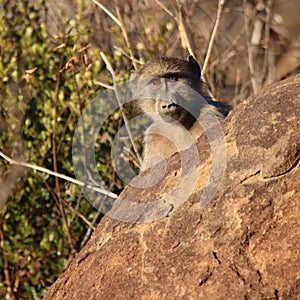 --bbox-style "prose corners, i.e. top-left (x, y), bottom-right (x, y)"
top-left (0, 0), bottom-right (130, 298)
